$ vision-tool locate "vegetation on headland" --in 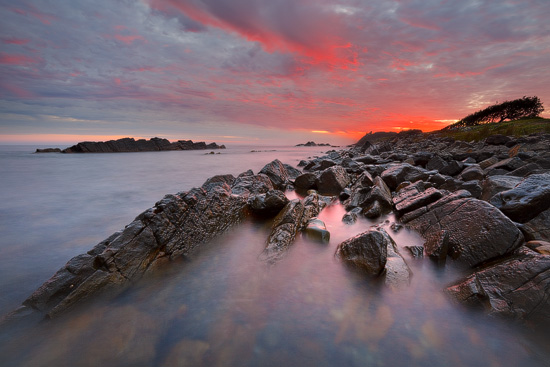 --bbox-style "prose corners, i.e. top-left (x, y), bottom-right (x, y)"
top-left (443, 96), bottom-right (544, 129)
